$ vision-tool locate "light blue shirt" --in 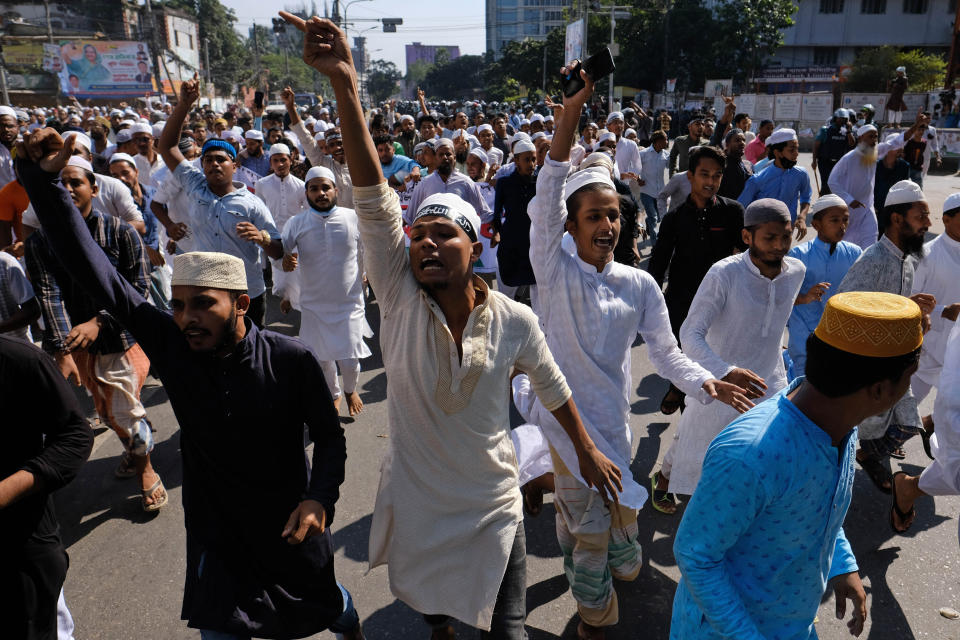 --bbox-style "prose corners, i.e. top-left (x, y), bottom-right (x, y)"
top-left (173, 160), bottom-right (279, 298)
top-left (671, 378), bottom-right (859, 640)
top-left (786, 238), bottom-right (862, 375)
top-left (738, 163), bottom-right (812, 222)
top-left (381, 153), bottom-right (420, 180)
